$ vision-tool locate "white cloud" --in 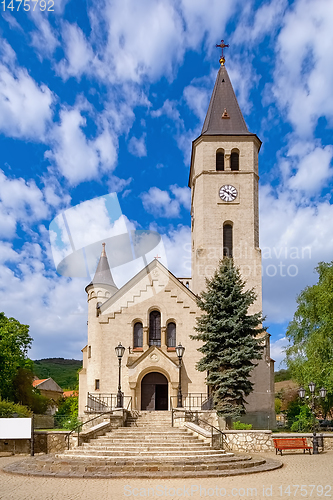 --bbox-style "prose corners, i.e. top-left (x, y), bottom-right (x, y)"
top-left (30, 16), bottom-right (60, 58)
top-left (288, 145), bottom-right (333, 193)
top-left (170, 185), bottom-right (191, 211)
top-left (128, 134), bottom-right (147, 158)
top-left (0, 170), bottom-right (49, 239)
top-left (183, 85), bottom-right (209, 122)
top-left (151, 99), bottom-right (182, 122)
top-left (270, 337), bottom-right (288, 369)
top-left (141, 187), bottom-right (180, 218)
top-left (272, 0), bottom-right (333, 137)
top-left (57, 23), bottom-right (95, 80)
top-left (162, 224), bottom-right (191, 277)
top-left (0, 40), bottom-right (53, 141)
top-left (46, 103), bottom-right (118, 185)
top-left (141, 185), bottom-right (190, 218)
top-left (0, 241), bottom-right (87, 359)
